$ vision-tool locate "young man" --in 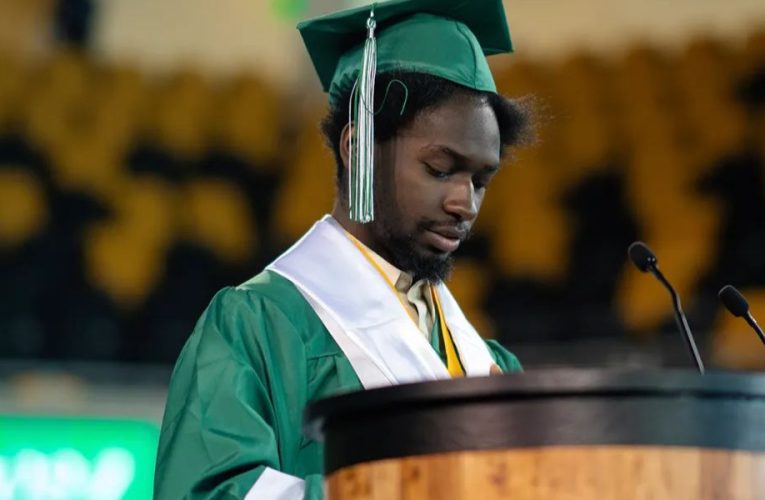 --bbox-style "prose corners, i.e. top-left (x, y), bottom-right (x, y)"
top-left (154, 0), bottom-right (531, 498)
